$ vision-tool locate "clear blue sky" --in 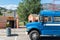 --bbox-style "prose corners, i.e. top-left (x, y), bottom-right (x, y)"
top-left (0, 0), bottom-right (21, 5)
top-left (0, 0), bottom-right (60, 5)
top-left (41, 0), bottom-right (52, 4)
top-left (0, 0), bottom-right (22, 10)
top-left (0, 0), bottom-right (60, 10)
top-left (41, 0), bottom-right (60, 4)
